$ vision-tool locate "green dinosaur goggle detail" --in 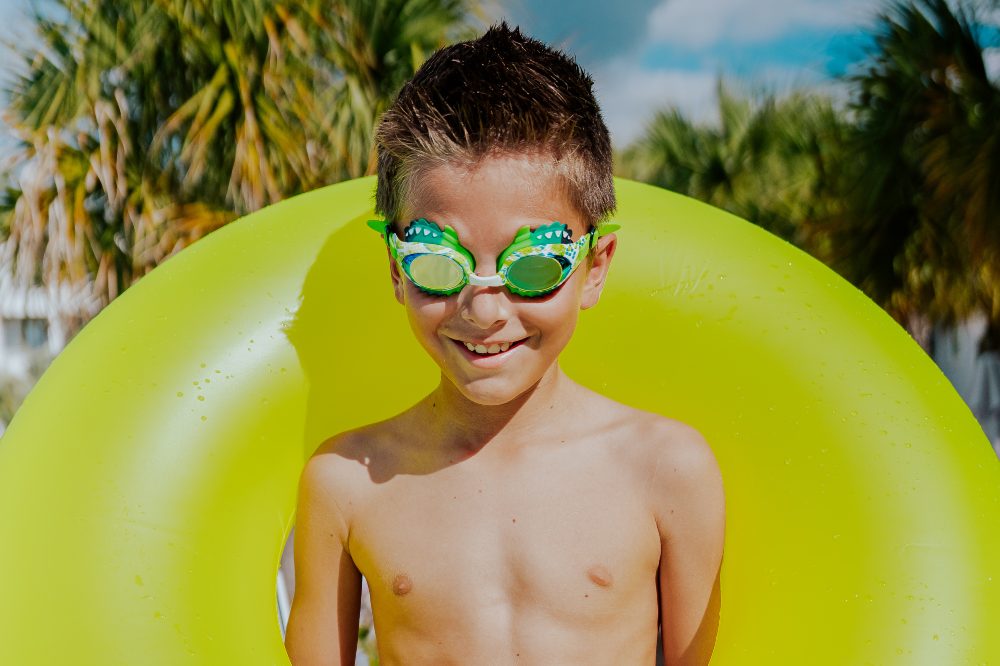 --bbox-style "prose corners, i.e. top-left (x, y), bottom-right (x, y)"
top-left (367, 217), bottom-right (619, 297)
